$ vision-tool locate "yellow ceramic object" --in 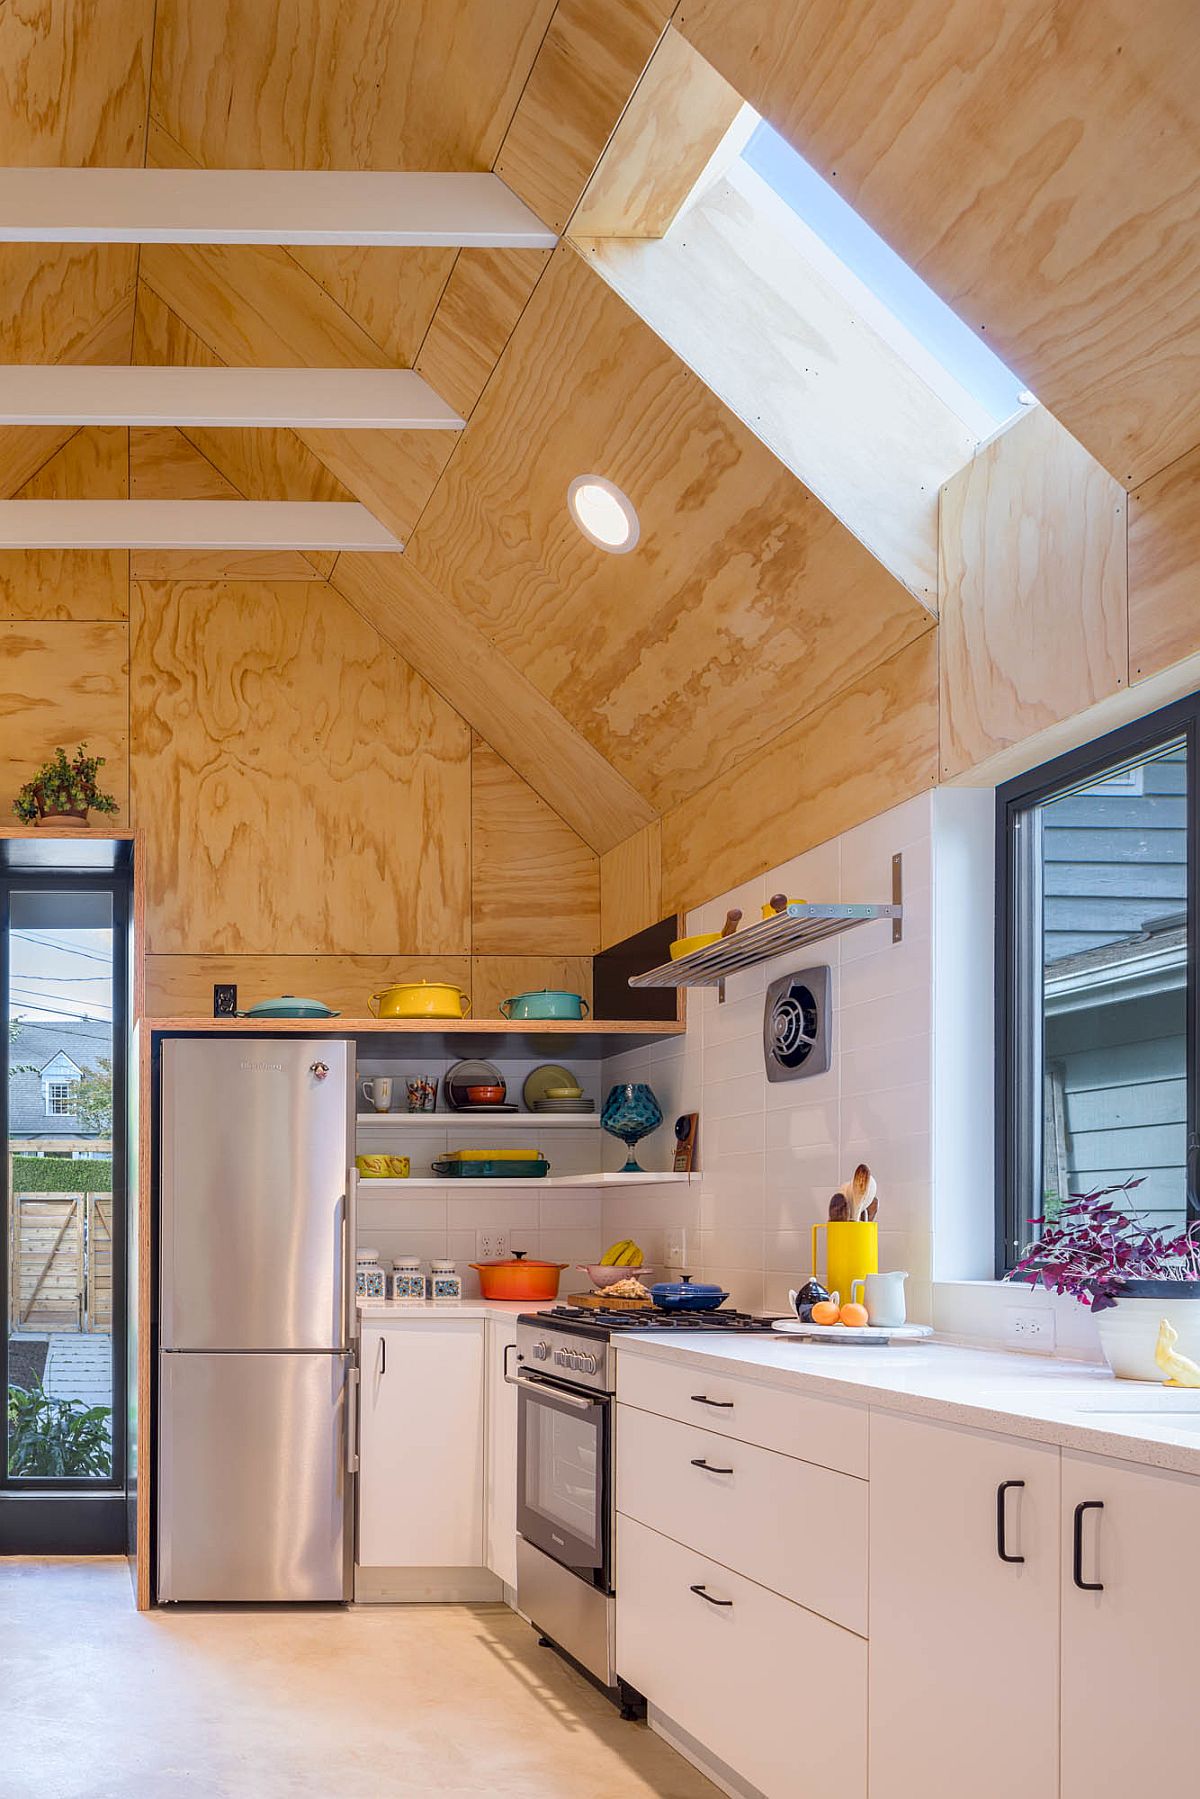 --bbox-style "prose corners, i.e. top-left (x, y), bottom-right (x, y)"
top-left (670, 931), bottom-right (722, 961)
top-left (442, 1147), bottom-right (540, 1162)
top-left (1155, 1317), bottom-right (1200, 1387)
top-left (812, 1221), bottom-right (878, 1305)
top-left (355, 1154), bottom-right (392, 1178)
top-left (368, 980), bottom-right (471, 1019)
